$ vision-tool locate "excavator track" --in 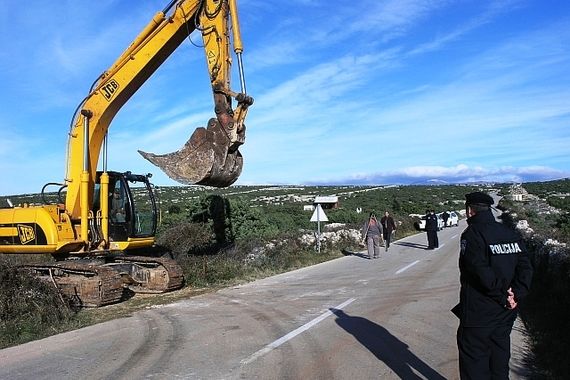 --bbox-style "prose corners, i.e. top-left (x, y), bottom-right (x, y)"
top-left (110, 256), bottom-right (185, 293)
top-left (23, 256), bottom-right (184, 307)
top-left (24, 262), bottom-right (124, 307)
